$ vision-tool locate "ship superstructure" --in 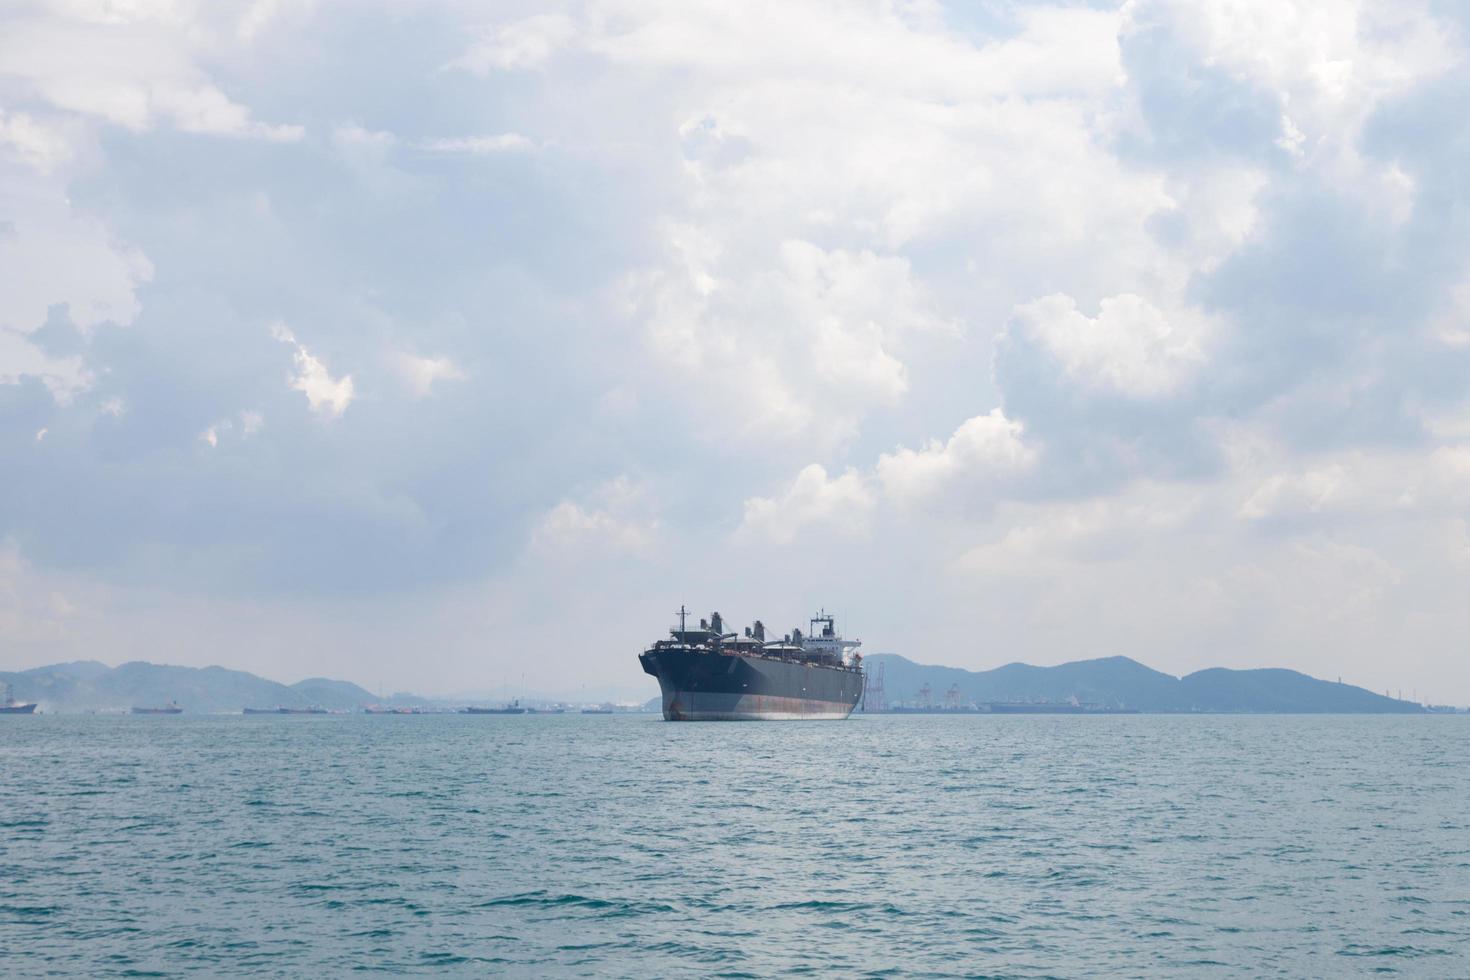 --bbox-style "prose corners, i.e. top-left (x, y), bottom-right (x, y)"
top-left (639, 607), bottom-right (864, 721)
